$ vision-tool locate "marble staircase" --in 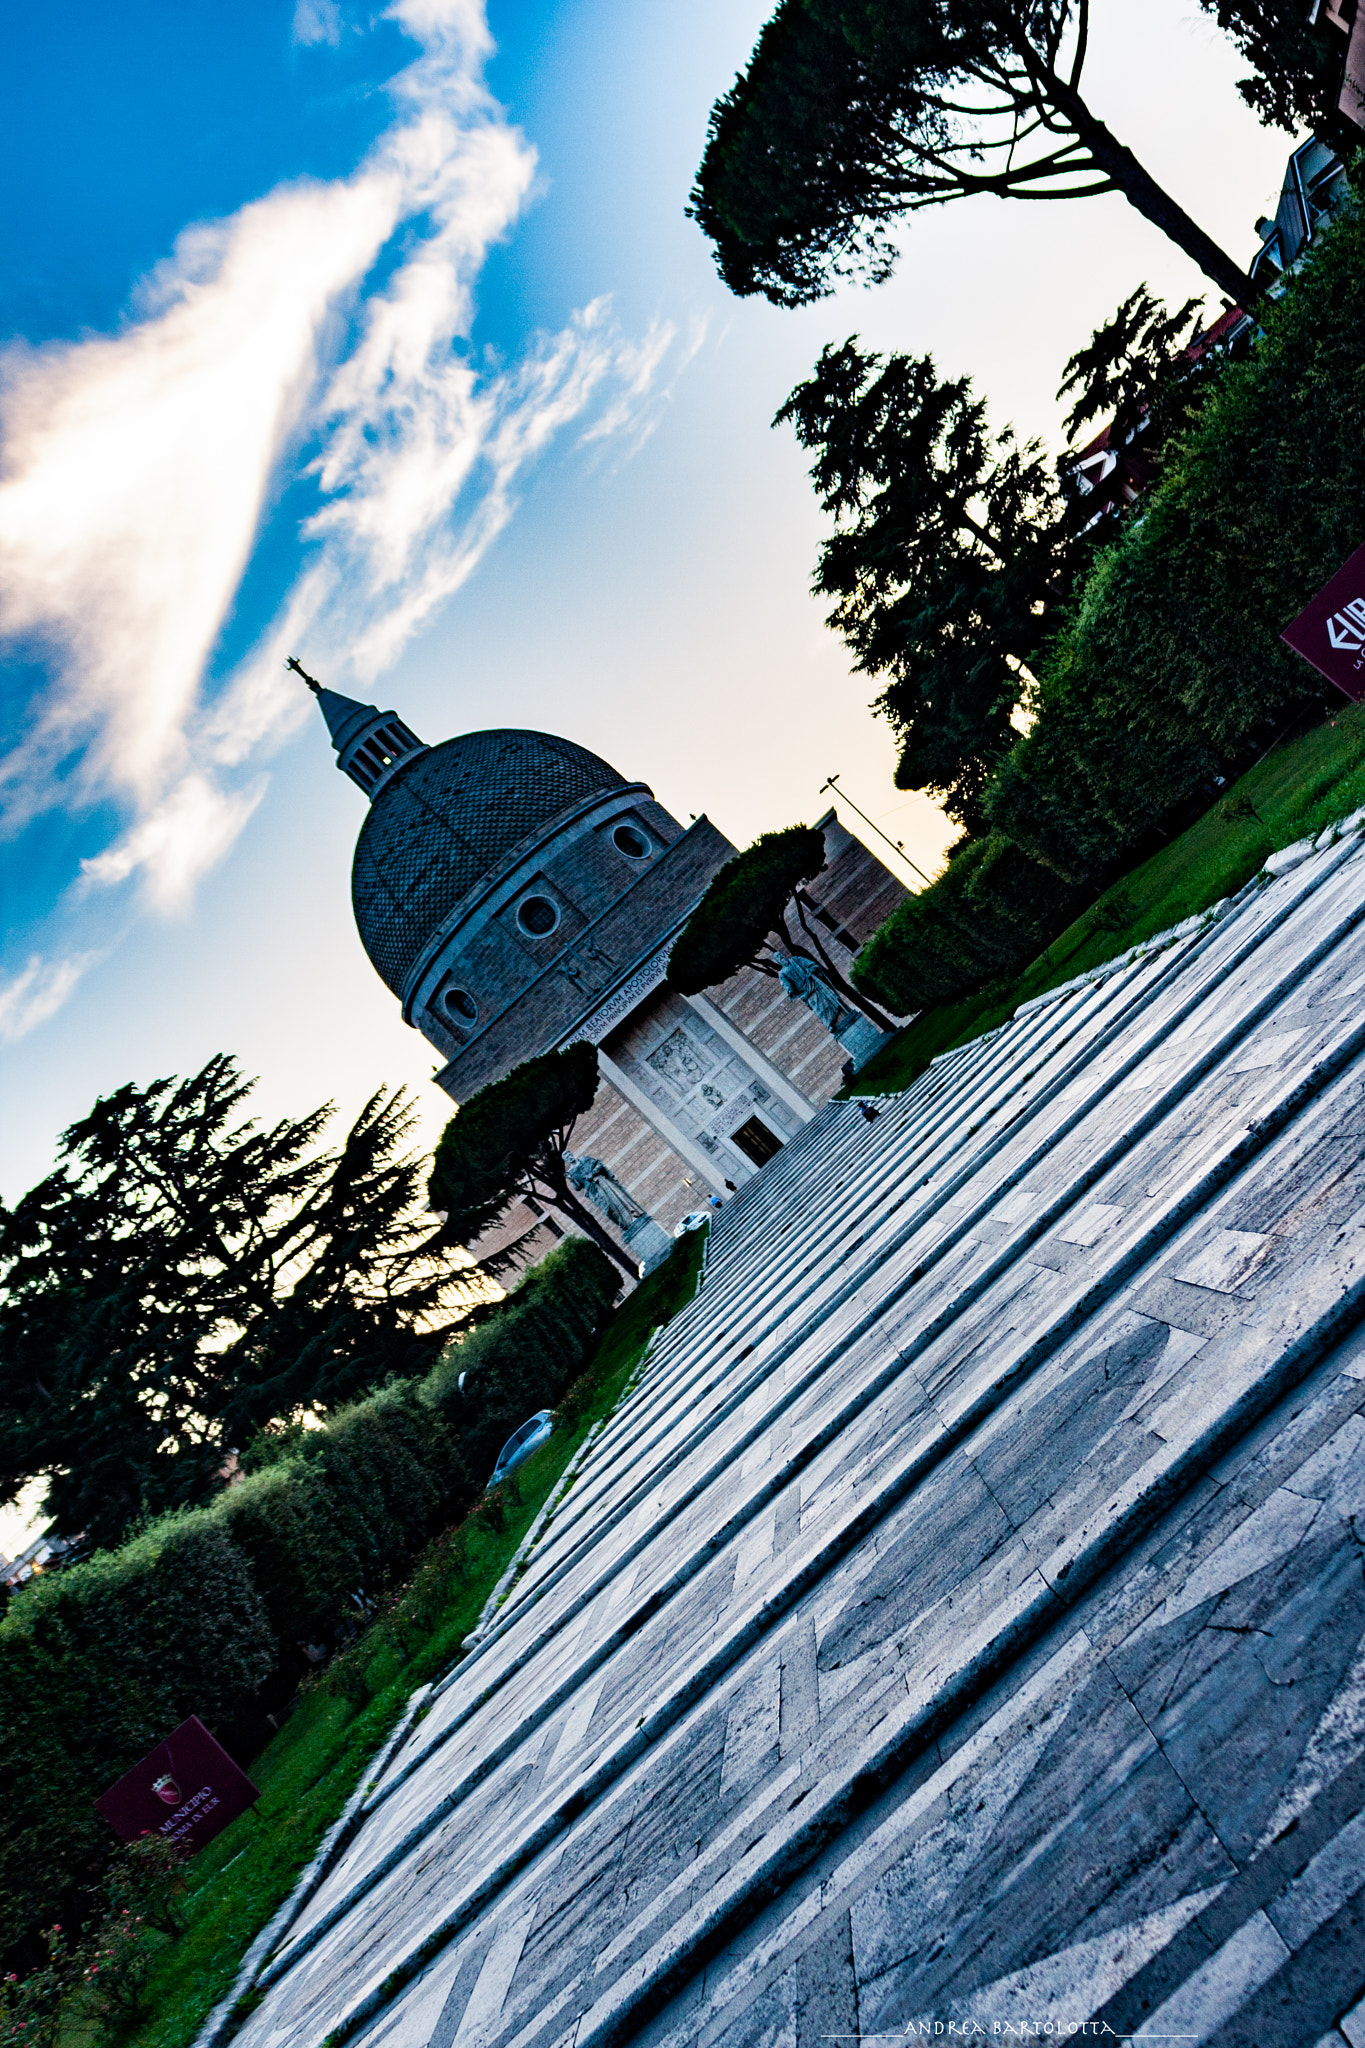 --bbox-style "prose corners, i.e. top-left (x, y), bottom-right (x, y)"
top-left (219, 828), bottom-right (1365, 2048)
